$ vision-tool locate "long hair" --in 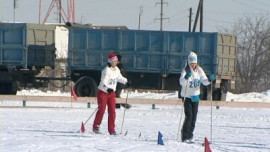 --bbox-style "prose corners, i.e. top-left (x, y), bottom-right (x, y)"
top-left (184, 61), bottom-right (190, 72)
